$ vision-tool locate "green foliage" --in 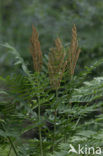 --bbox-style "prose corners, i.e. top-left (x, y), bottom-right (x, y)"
top-left (0, 42), bottom-right (103, 156)
top-left (70, 76), bottom-right (103, 102)
top-left (1, 1), bottom-right (103, 155)
top-left (1, 0), bottom-right (103, 77)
